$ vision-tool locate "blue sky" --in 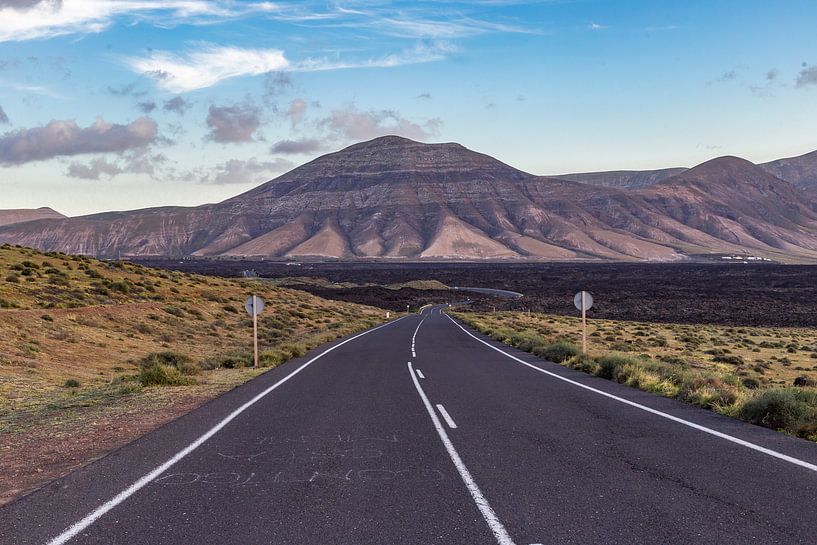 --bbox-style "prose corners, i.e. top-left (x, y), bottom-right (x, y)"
top-left (1, 0), bottom-right (816, 216)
